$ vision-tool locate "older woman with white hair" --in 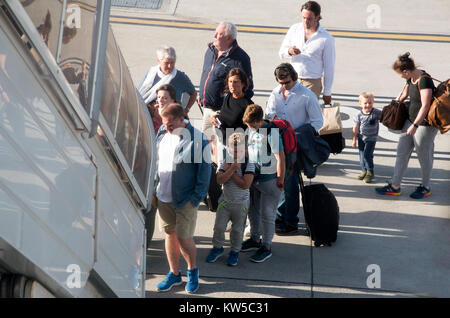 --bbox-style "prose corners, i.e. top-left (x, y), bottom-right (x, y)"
top-left (138, 45), bottom-right (197, 118)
